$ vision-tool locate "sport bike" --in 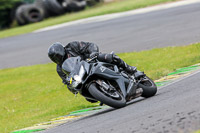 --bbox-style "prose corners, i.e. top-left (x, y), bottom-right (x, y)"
top-left (62, 56), bottom-right (157, 108)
